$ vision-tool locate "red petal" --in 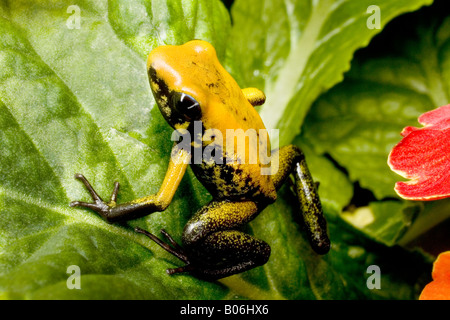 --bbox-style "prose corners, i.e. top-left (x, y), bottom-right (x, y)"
top-left (400, 126), bottom-right (419, 137)
top-left (418, 104), bottom-right (450, 130)
top-left (388, 105), bottom-right (450, 200)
